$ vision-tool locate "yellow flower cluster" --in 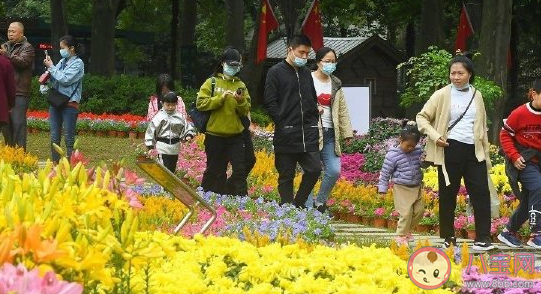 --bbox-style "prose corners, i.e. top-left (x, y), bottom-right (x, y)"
top-left (139, 196), bottom-right (188, 231)
top-left (0, 144), bottom-right (38, 174)
top-left (130, 232), bottom-right (459, 294)
top-left (422, 163), bottom-right (510, 193)
top-left (0, 159), bottom-right (158, 290)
